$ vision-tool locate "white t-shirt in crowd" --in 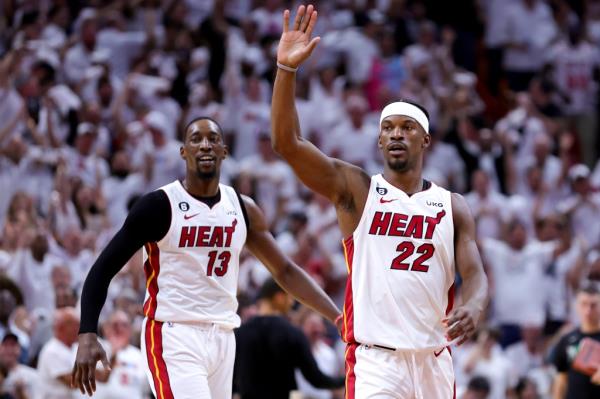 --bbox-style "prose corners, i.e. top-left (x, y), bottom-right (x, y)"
top-left (460, 344), bottom-right (513, 399)
top-left (4, 364), bottom-right (40, 399)
top-left (465, 191), bottom-right (508, 240)
top-left (95, 345), bottom-right (149, 399)
top-left (36, 337), bottom-right (77, 399)
top-left (296, 340), bottom-right (340, 399)
top-left (482, 238), bottom-right (556, 326)
top-left (505, 342), bottom-right (543, 382)
top-left (424, 142), bottom-right (466, 193)
top-left (546, 40), bottom-right (600, 114)
top-left (558, 193), bottom-right (600, 248)
top-left (102, 173), bottom-right (146, 228)
top-left (10, 250), bottom-right (60, 315)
